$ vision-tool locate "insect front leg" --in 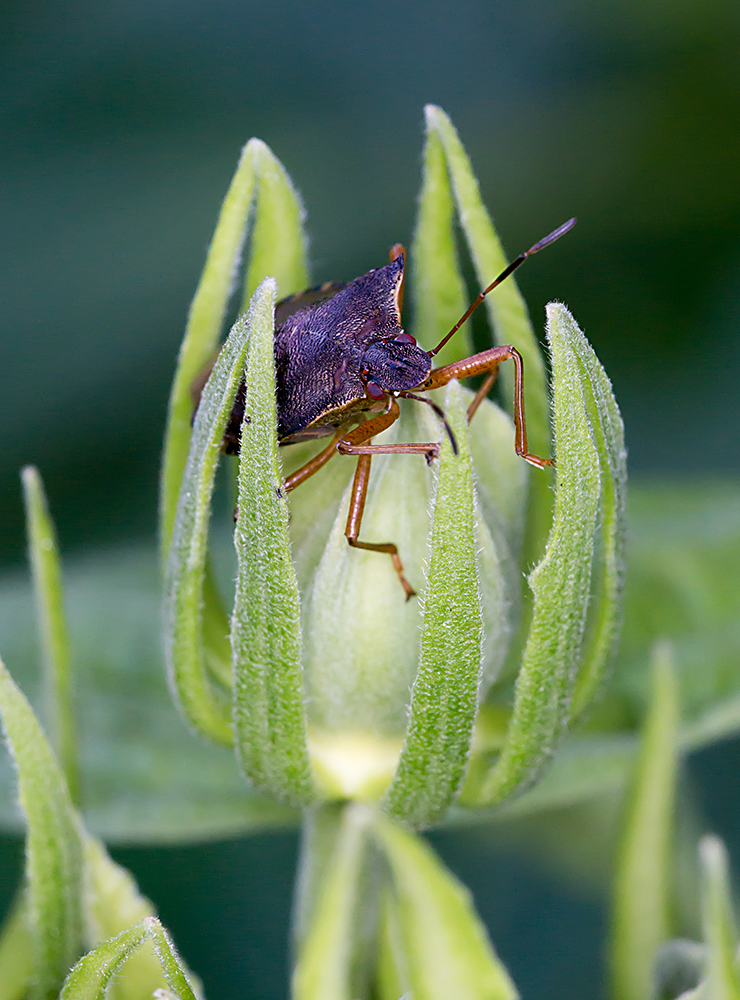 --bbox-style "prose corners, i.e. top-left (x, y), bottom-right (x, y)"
top-left (336, 397), bottom-right (429, 599)
top-left (421, 345), bottom-right (553, 470)
top-left (345, 452), bottom-right (416, 600)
